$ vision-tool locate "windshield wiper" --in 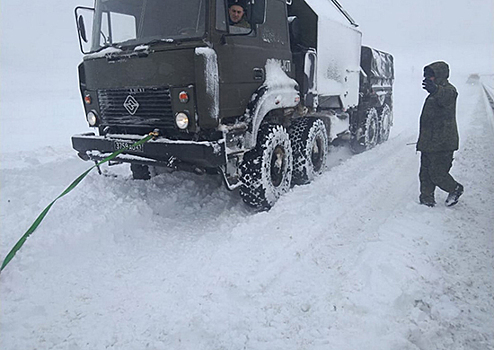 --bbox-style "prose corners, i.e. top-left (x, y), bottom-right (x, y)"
top-left (144, 38), bottom-right (176, 46)
top-left (90, 38), bottom-right (176, 55)
top-left (93, 43), bottom-right (122, 54)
